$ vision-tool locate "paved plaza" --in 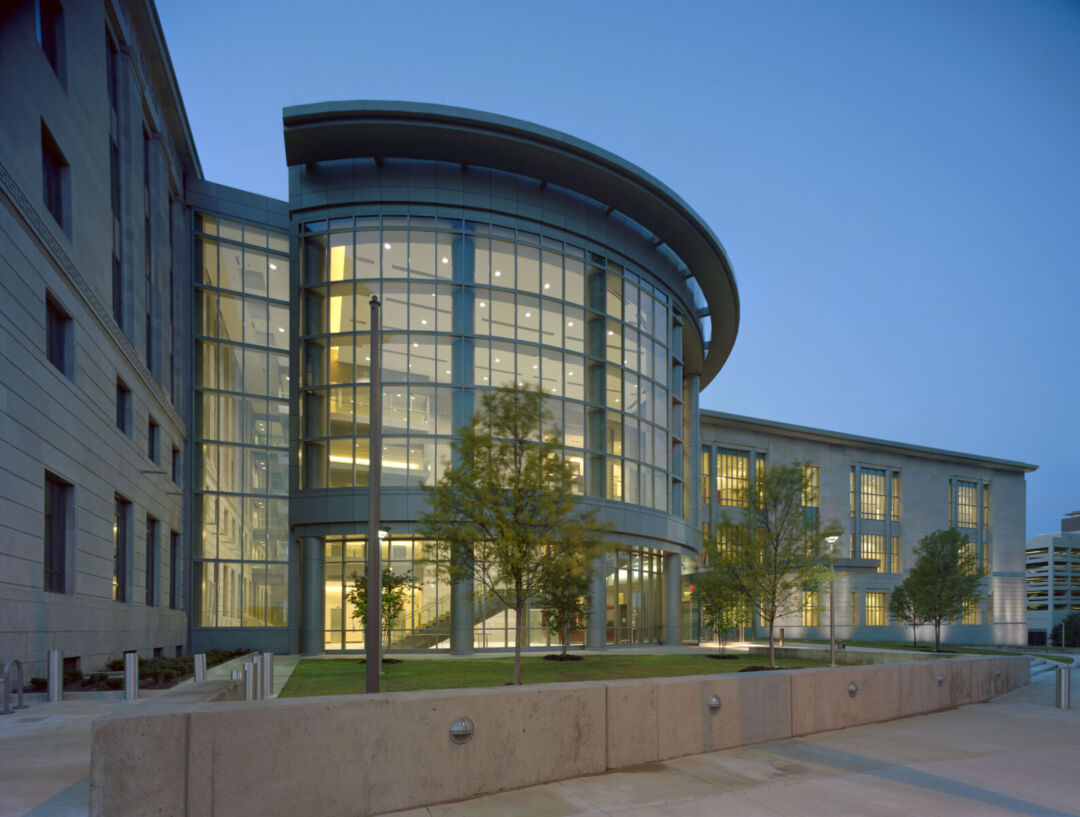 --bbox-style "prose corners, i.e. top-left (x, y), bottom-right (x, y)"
top-left (1, 653), bottom-right (1075, 817)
